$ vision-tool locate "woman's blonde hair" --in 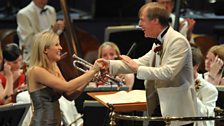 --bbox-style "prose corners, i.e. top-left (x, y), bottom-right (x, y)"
top-left (208, 44), bottom-right (224, 61)
top-left (97, 42), bottom-right (120, 58)
top-left (29, 31), bottom-right (59, 73)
